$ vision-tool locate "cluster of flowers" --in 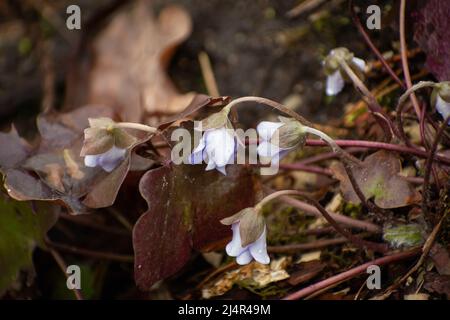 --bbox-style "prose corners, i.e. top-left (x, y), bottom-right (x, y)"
top-left (80, 48), bottom-right (450, 266)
